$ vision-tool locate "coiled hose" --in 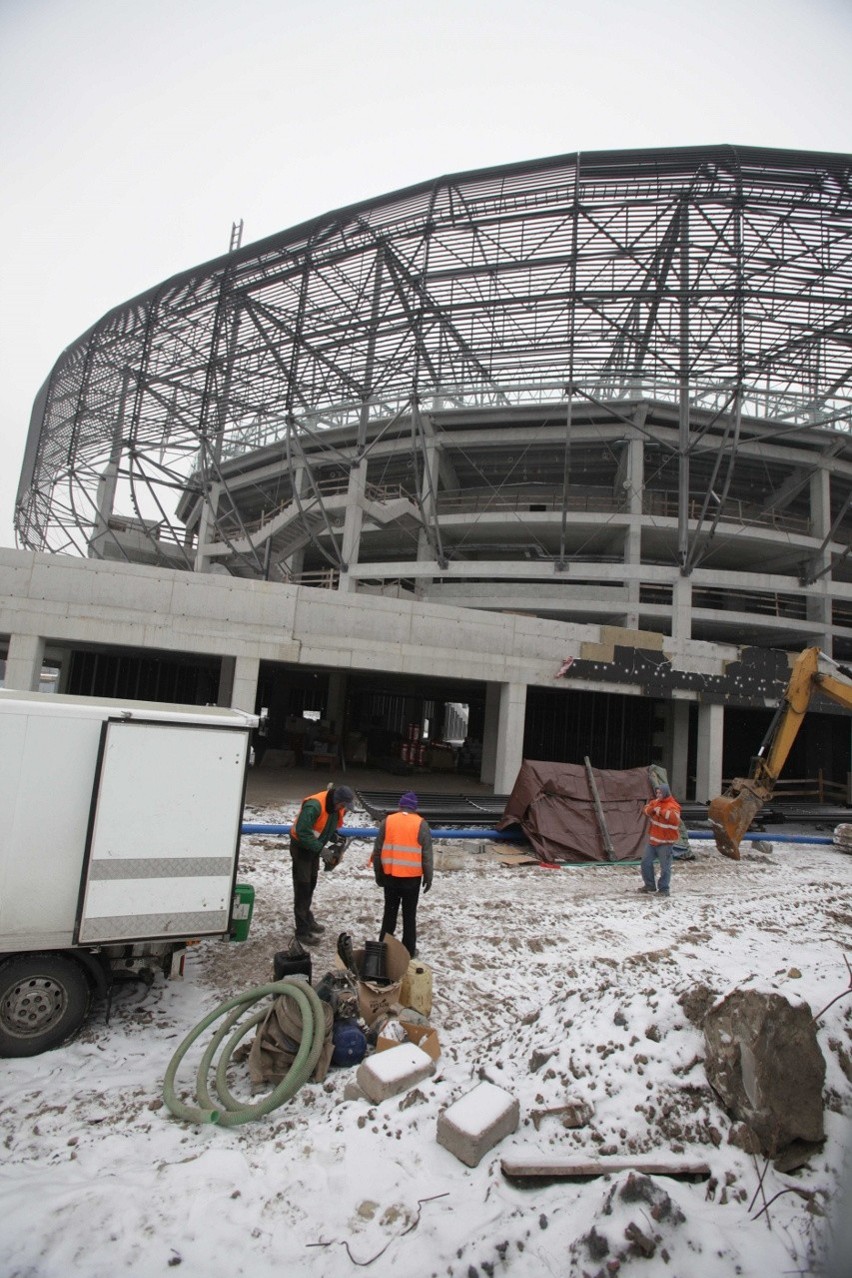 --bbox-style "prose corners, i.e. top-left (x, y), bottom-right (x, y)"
top-left (162, 978), bottom-right (326, 1126)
